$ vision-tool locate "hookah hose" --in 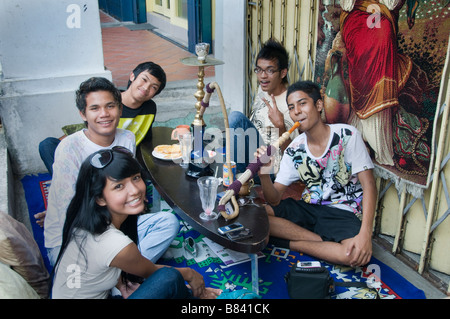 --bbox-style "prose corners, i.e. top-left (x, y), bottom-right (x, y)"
top-left (217, 121), bottom-right (300, 219)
